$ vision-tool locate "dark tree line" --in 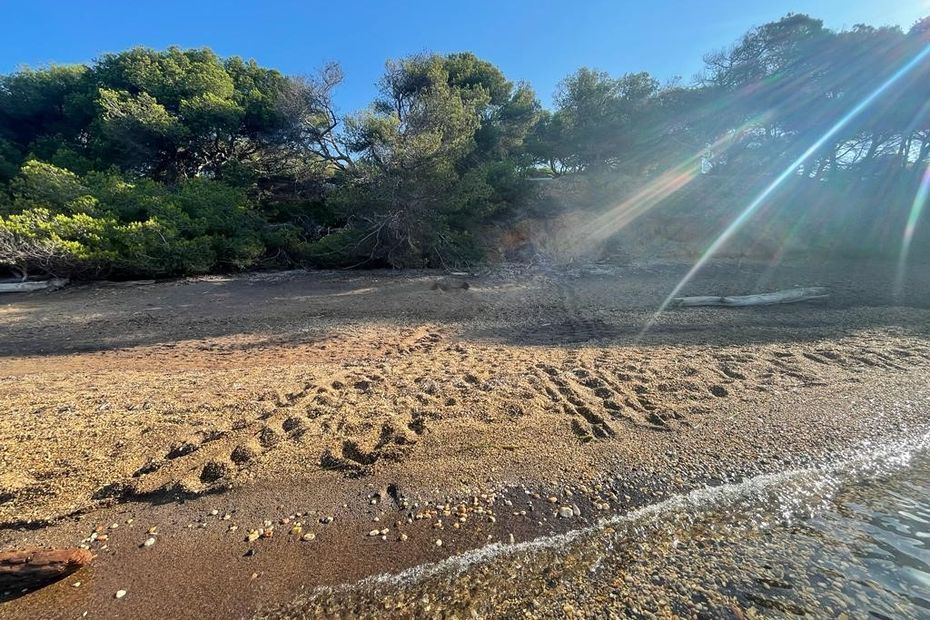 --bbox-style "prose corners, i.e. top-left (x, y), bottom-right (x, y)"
top-left (2, 14), bottom-right (928, 278)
